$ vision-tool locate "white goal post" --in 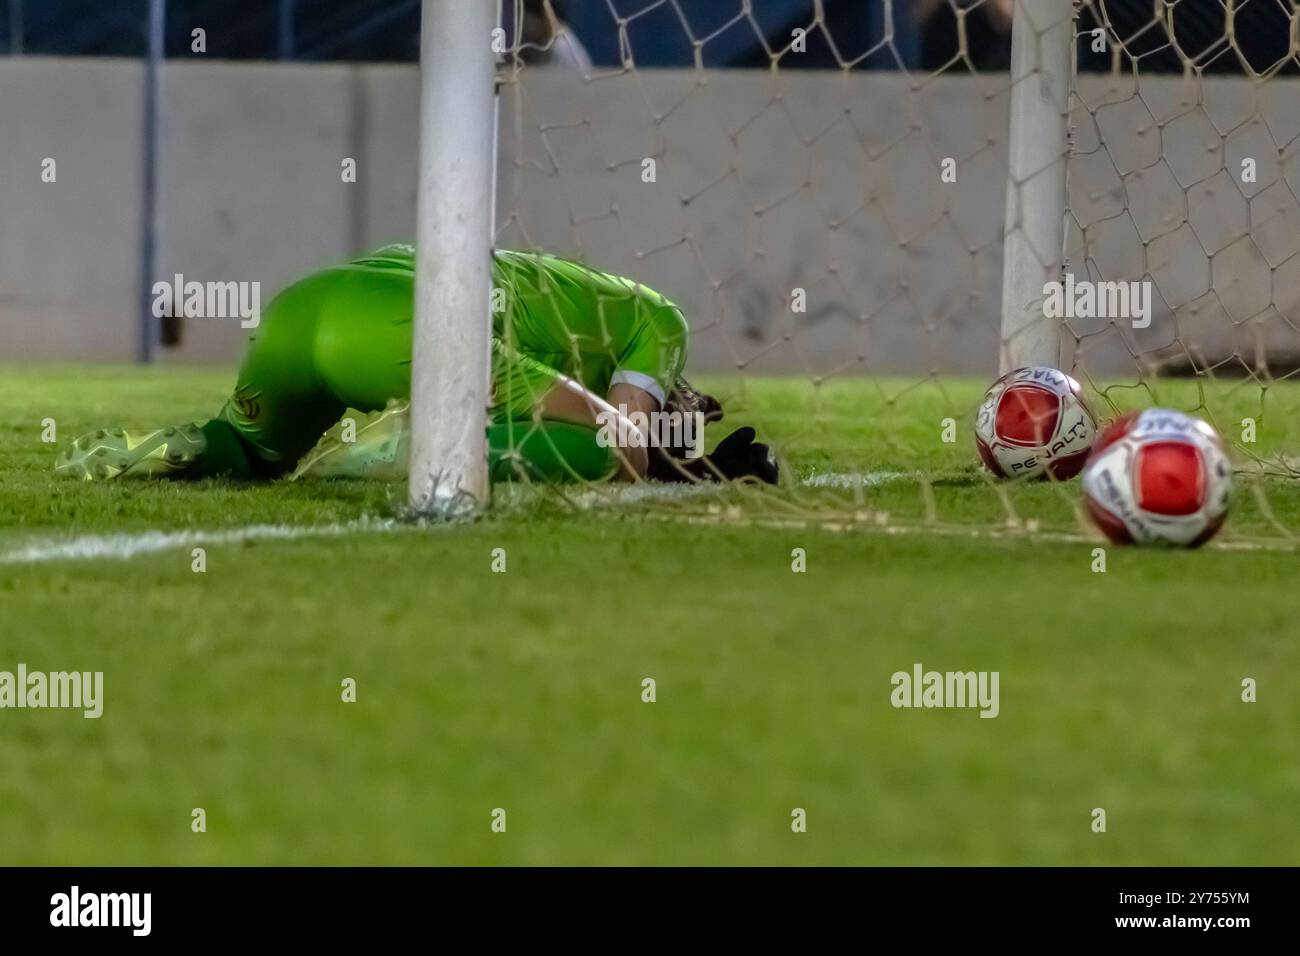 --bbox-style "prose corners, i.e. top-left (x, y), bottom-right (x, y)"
top-left (409, 0), bottom-right (498, 516)
top-left (999, 0), bottom-right (1073, 374)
